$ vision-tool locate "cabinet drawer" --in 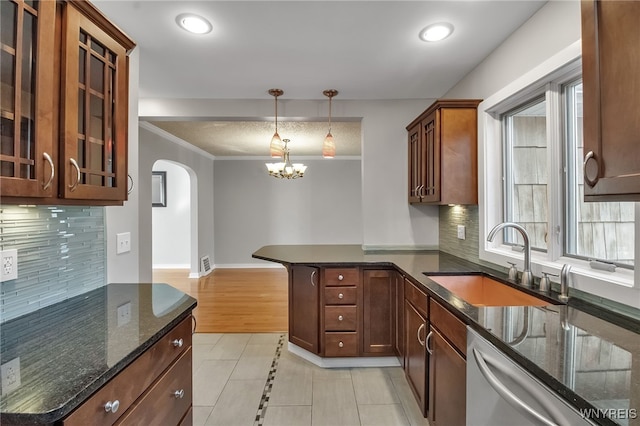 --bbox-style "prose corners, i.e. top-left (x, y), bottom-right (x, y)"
top-left (63, 316), bottom-right (192, 426)
top-left (115, 347), bottom-right (192, 426)
top-left (429, 299), bottom-right (466, 356)
top-left (324, 306), bottom-right (357, 331)
top-left (324, 268), bottom-right (360, 286)
top-left (324, 286), bottom-right (357, 305)
top-left (405, 280), bottom-right (428, 317)
top-left (324, 332), bottom-right (359, 357)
